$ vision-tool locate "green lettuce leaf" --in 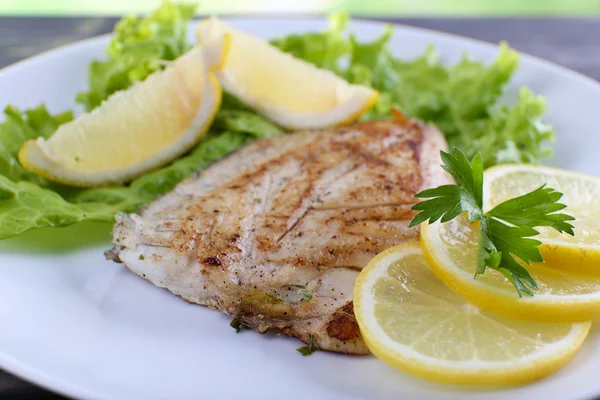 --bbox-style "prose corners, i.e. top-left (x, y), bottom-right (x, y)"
top-left (76, 1), bottom-right (197, 110)
top-left (0, 105), bottom-right (277, 239)
top-left (273, 14), bottom-right (553, 167)
top-left (0, 105), bottom-right (73, 185)
top-left (271, 13), bottom-right (350, 74)
top-left (480, 87), bottom-right (554, 166)
top-left (0, 2), bottom-right (285, 239)
top-left (213, 109), bottom-right (283, 138)
top-left (0, 6), bottom-right (554, 240)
